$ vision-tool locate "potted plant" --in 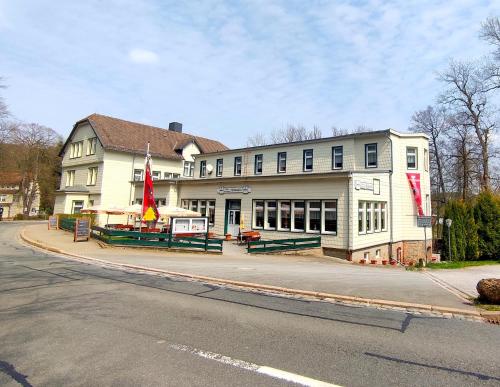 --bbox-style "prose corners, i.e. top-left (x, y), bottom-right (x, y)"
top-left (370, 259), bottom-right (377, 264)
top-left (390, 259), bottom-right (397, 266)
top-left (225, 233), bottom-right (232, 241)
top-left (359, 258), bottom-right (366, 264)
top-left (382, 259), bottom-right (388, 265)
